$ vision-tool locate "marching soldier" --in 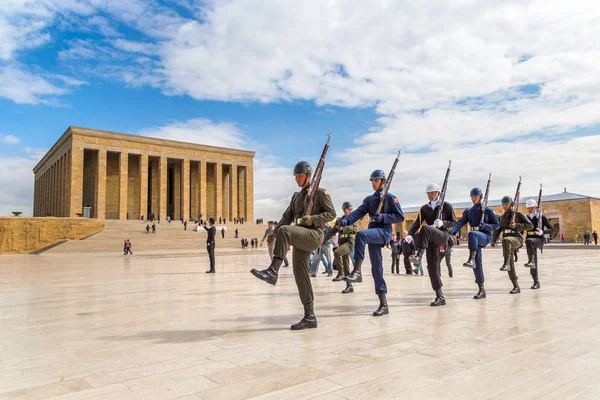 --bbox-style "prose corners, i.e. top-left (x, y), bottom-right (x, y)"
top-left (406, 183), bottom-right (457, 306)
top-left (449, 188), bottom-right (500, 300)
top-left (250, 161), bottom-right (336, 330)
top-left (336, 169), bottom-right (404, 316)
top-left (324, 201), bottom-right (358, 293)
top-left (524, 199), bottom-right (553, 289)
top-left (494, 196), bottom-right (533, 294)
